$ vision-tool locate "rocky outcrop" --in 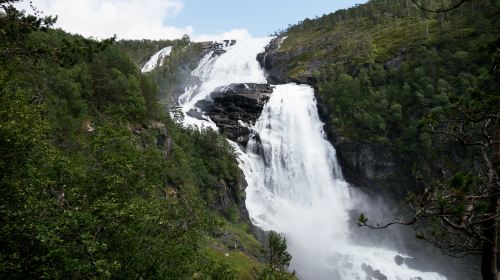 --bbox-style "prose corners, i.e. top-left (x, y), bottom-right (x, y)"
top-left (202, 40), bottom-right (236, 58)
top-left (315, 102), bottom-right (417, 200)
top-left (257, 36), bottom-right (302, 84)
top-left (335, 141), bottom-right (416, 199)
top-left (133, 121), bottom-right (173, 160)
top-left (193, 83), bottom-right (273, 146)
top-left (258, 38), bottom-right (416, 200)
top-left (213, 169), bottom-right (251, 221)
top-left (257, 35), bottom-right (353, 85)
